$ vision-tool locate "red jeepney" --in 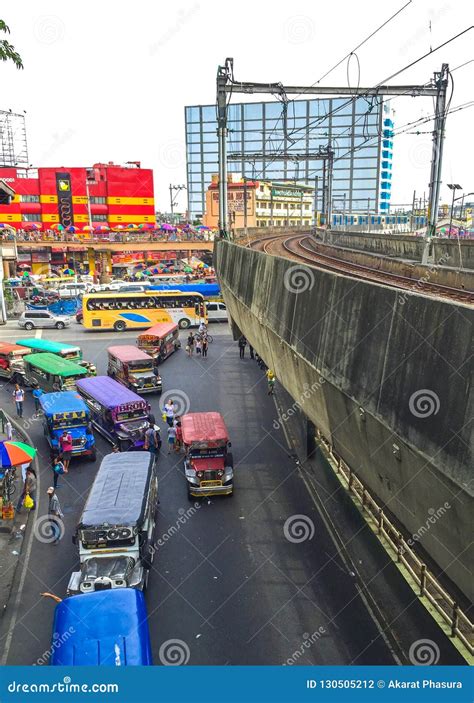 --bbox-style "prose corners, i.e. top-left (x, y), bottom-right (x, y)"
top-left (137, 322), bottom-right (180, 363)
top-left (0, 342), bottom-right (29, 383)
top-left (182, 412), bottom-right (234, 498)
